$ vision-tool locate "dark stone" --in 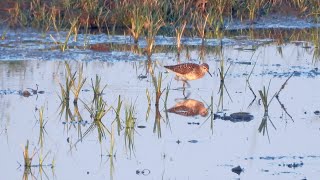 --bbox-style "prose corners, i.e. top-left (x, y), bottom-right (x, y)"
top-left (137, 125), bottom-right (146, 128)
top-left (232, 165), bottom-right (243, 175)
top-left (230, 112), bottom-right (254, 122)
top-left (188, 140), bottom-right (198, 143)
